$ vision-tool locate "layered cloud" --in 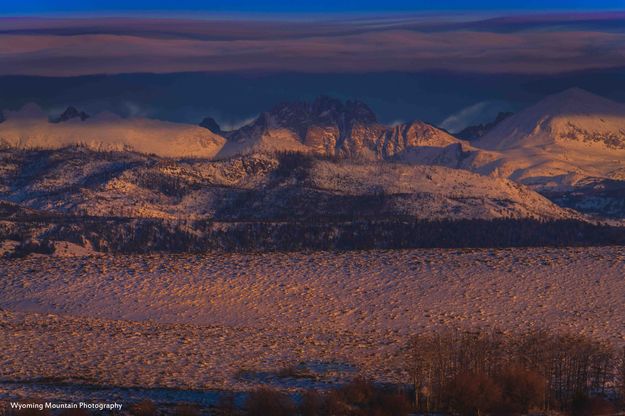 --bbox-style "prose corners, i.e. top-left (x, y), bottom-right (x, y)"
top-left (1, 13), bottom-right (625, 76)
